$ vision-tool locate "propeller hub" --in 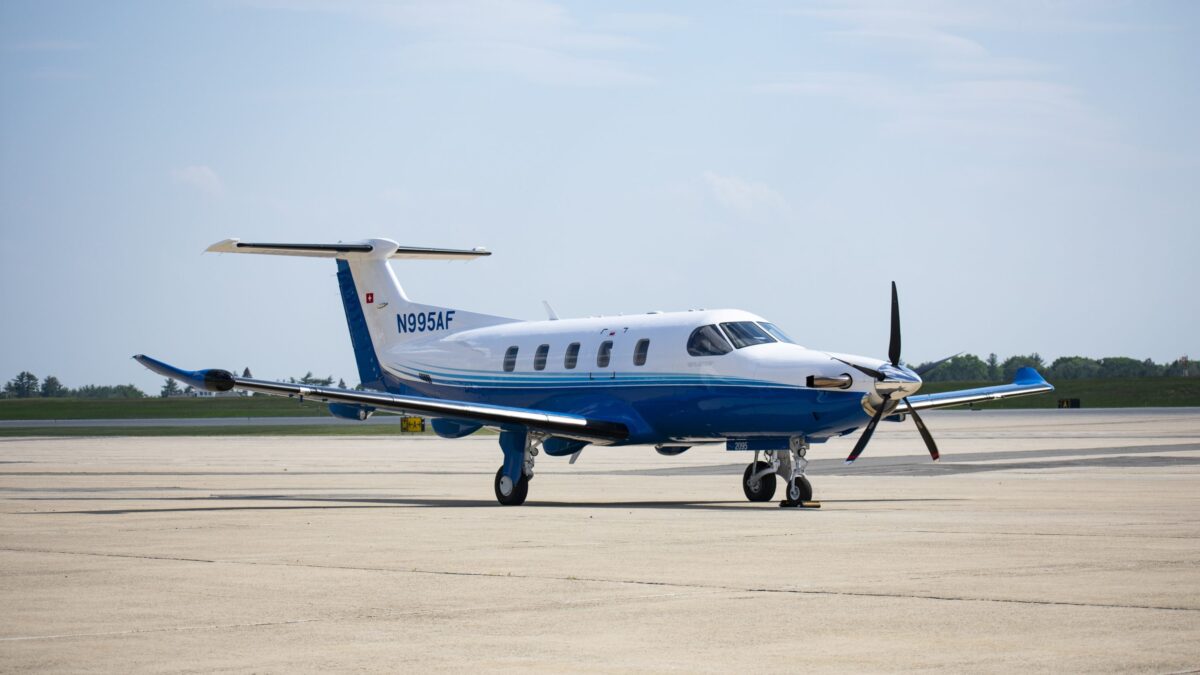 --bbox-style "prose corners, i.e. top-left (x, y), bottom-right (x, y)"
top-left (863, 364), bottom-right (923, 414)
